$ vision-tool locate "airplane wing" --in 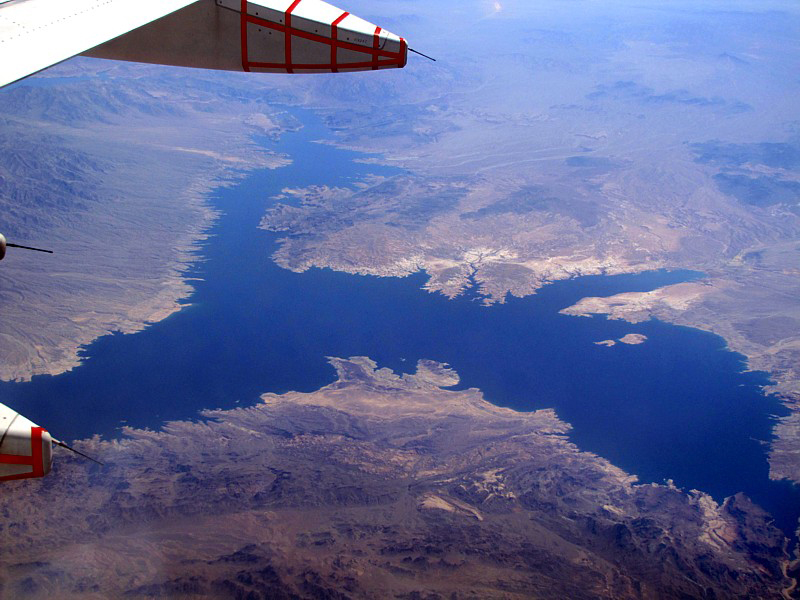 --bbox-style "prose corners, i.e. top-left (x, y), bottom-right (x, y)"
top-left (0, 0), bottom-right (407, 88)
top-left (0, 0), bottom-right (200, 87)
top-left (0, 403), bottom-right (53, 482)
